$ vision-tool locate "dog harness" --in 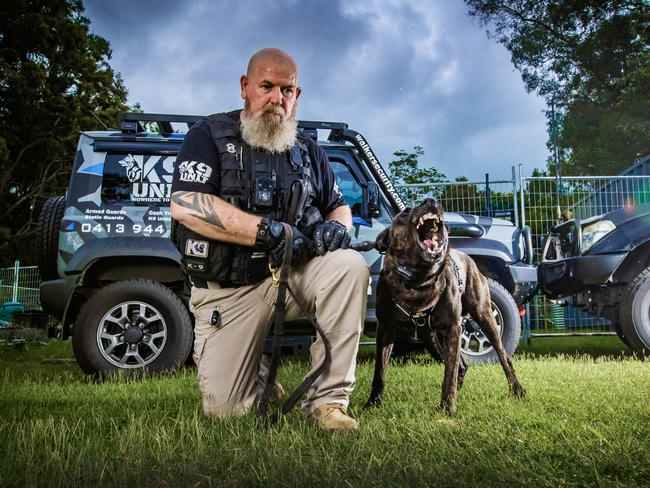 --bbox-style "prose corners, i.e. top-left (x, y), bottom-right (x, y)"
top-left (392, 255), bottom-right (464, 327)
